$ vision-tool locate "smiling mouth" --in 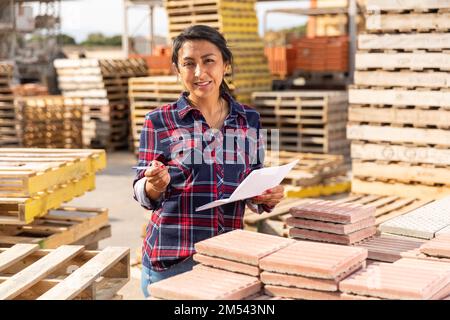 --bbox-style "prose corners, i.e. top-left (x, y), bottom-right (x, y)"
top-left (194, 81), bottom-right (212, 87)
